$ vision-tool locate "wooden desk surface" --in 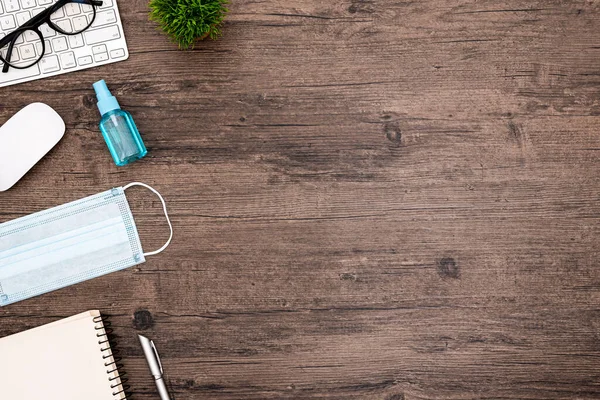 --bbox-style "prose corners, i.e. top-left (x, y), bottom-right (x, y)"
top-left (1, 1), bottom-right (599, 399)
